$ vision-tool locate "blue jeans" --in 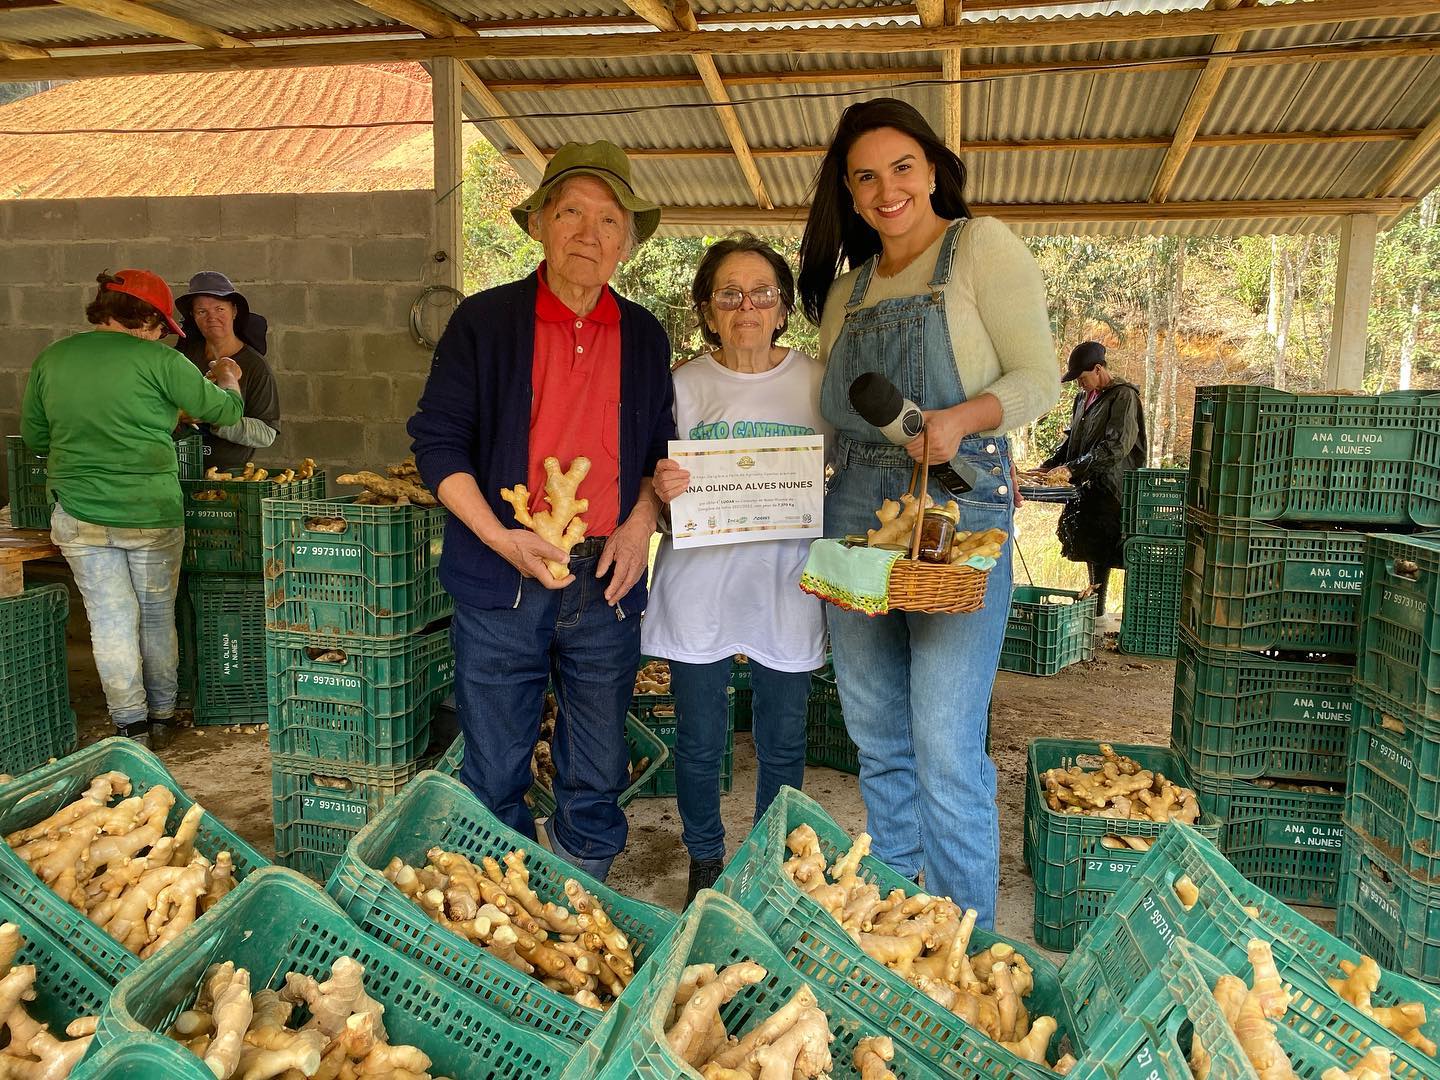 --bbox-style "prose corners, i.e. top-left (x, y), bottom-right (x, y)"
top-left (450, 552), bottom-right (638, 882)
top-left (671, 658), bottom-right (810, 863)
top-left (825, 439), bottom-right (1014, 928)
top-left (50, 504), bottom-right (184, 729)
